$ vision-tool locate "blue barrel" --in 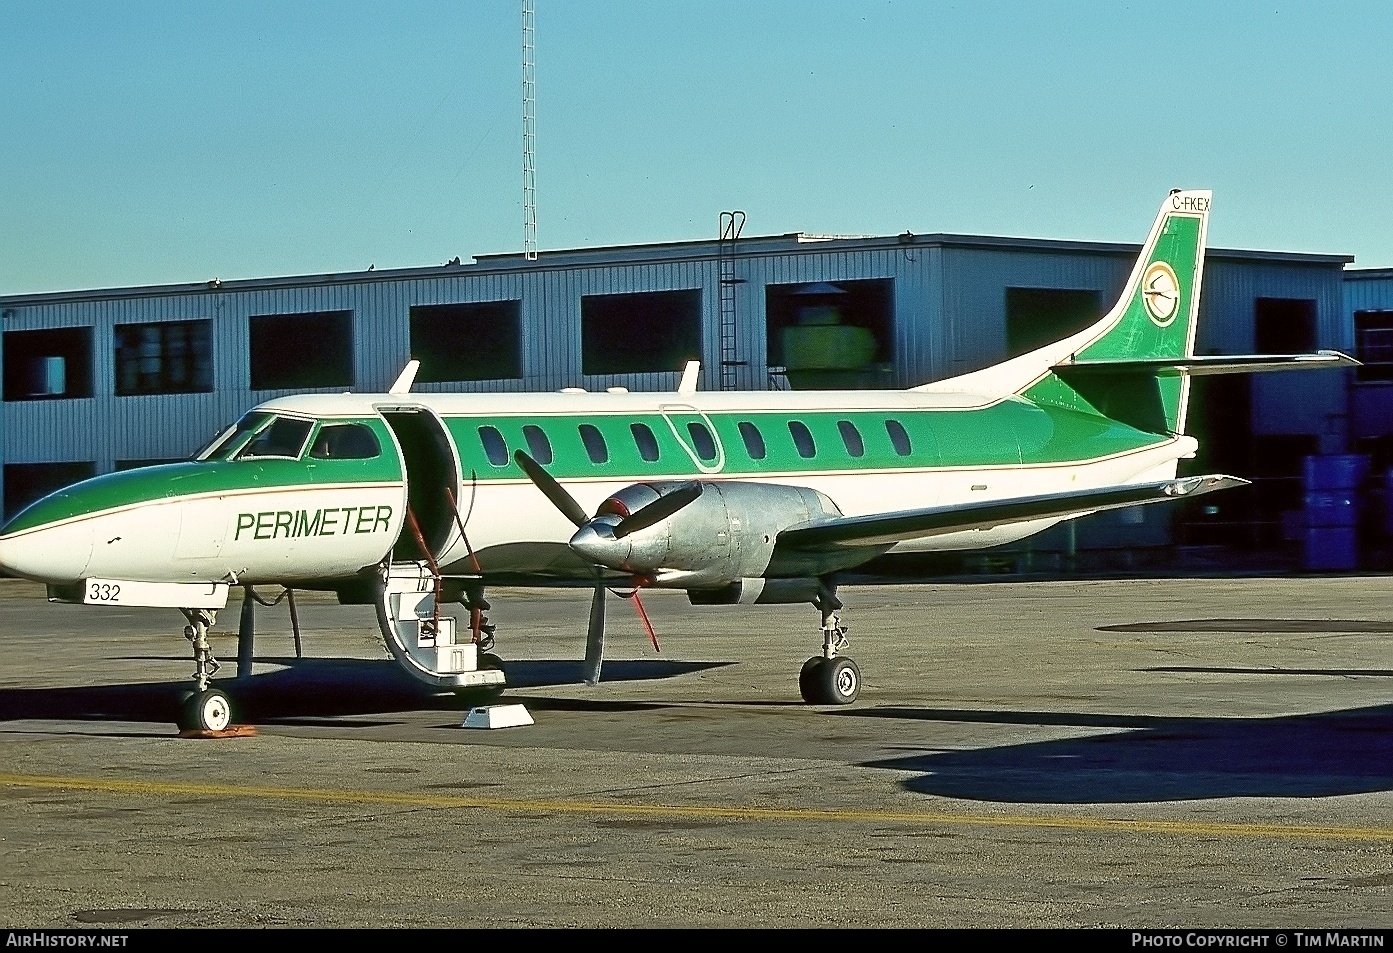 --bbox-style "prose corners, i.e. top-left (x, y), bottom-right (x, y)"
top-left (1304, 490), bottom-right (1359, 528)
top-left (1303, 454), bottom-right (1369, 492)
top-left (1304, 526), bottom-right (1359, 571)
